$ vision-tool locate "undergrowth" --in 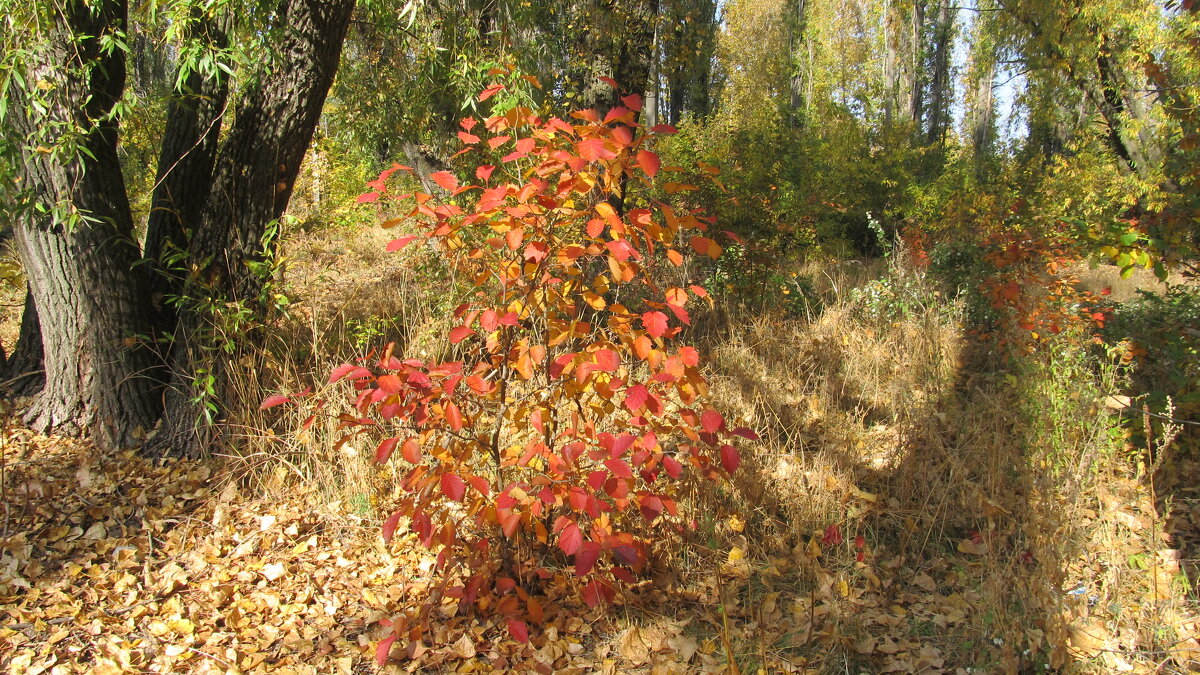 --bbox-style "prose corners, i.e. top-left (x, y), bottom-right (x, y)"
top-left (202, 222), bottom-right (1196, 672)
